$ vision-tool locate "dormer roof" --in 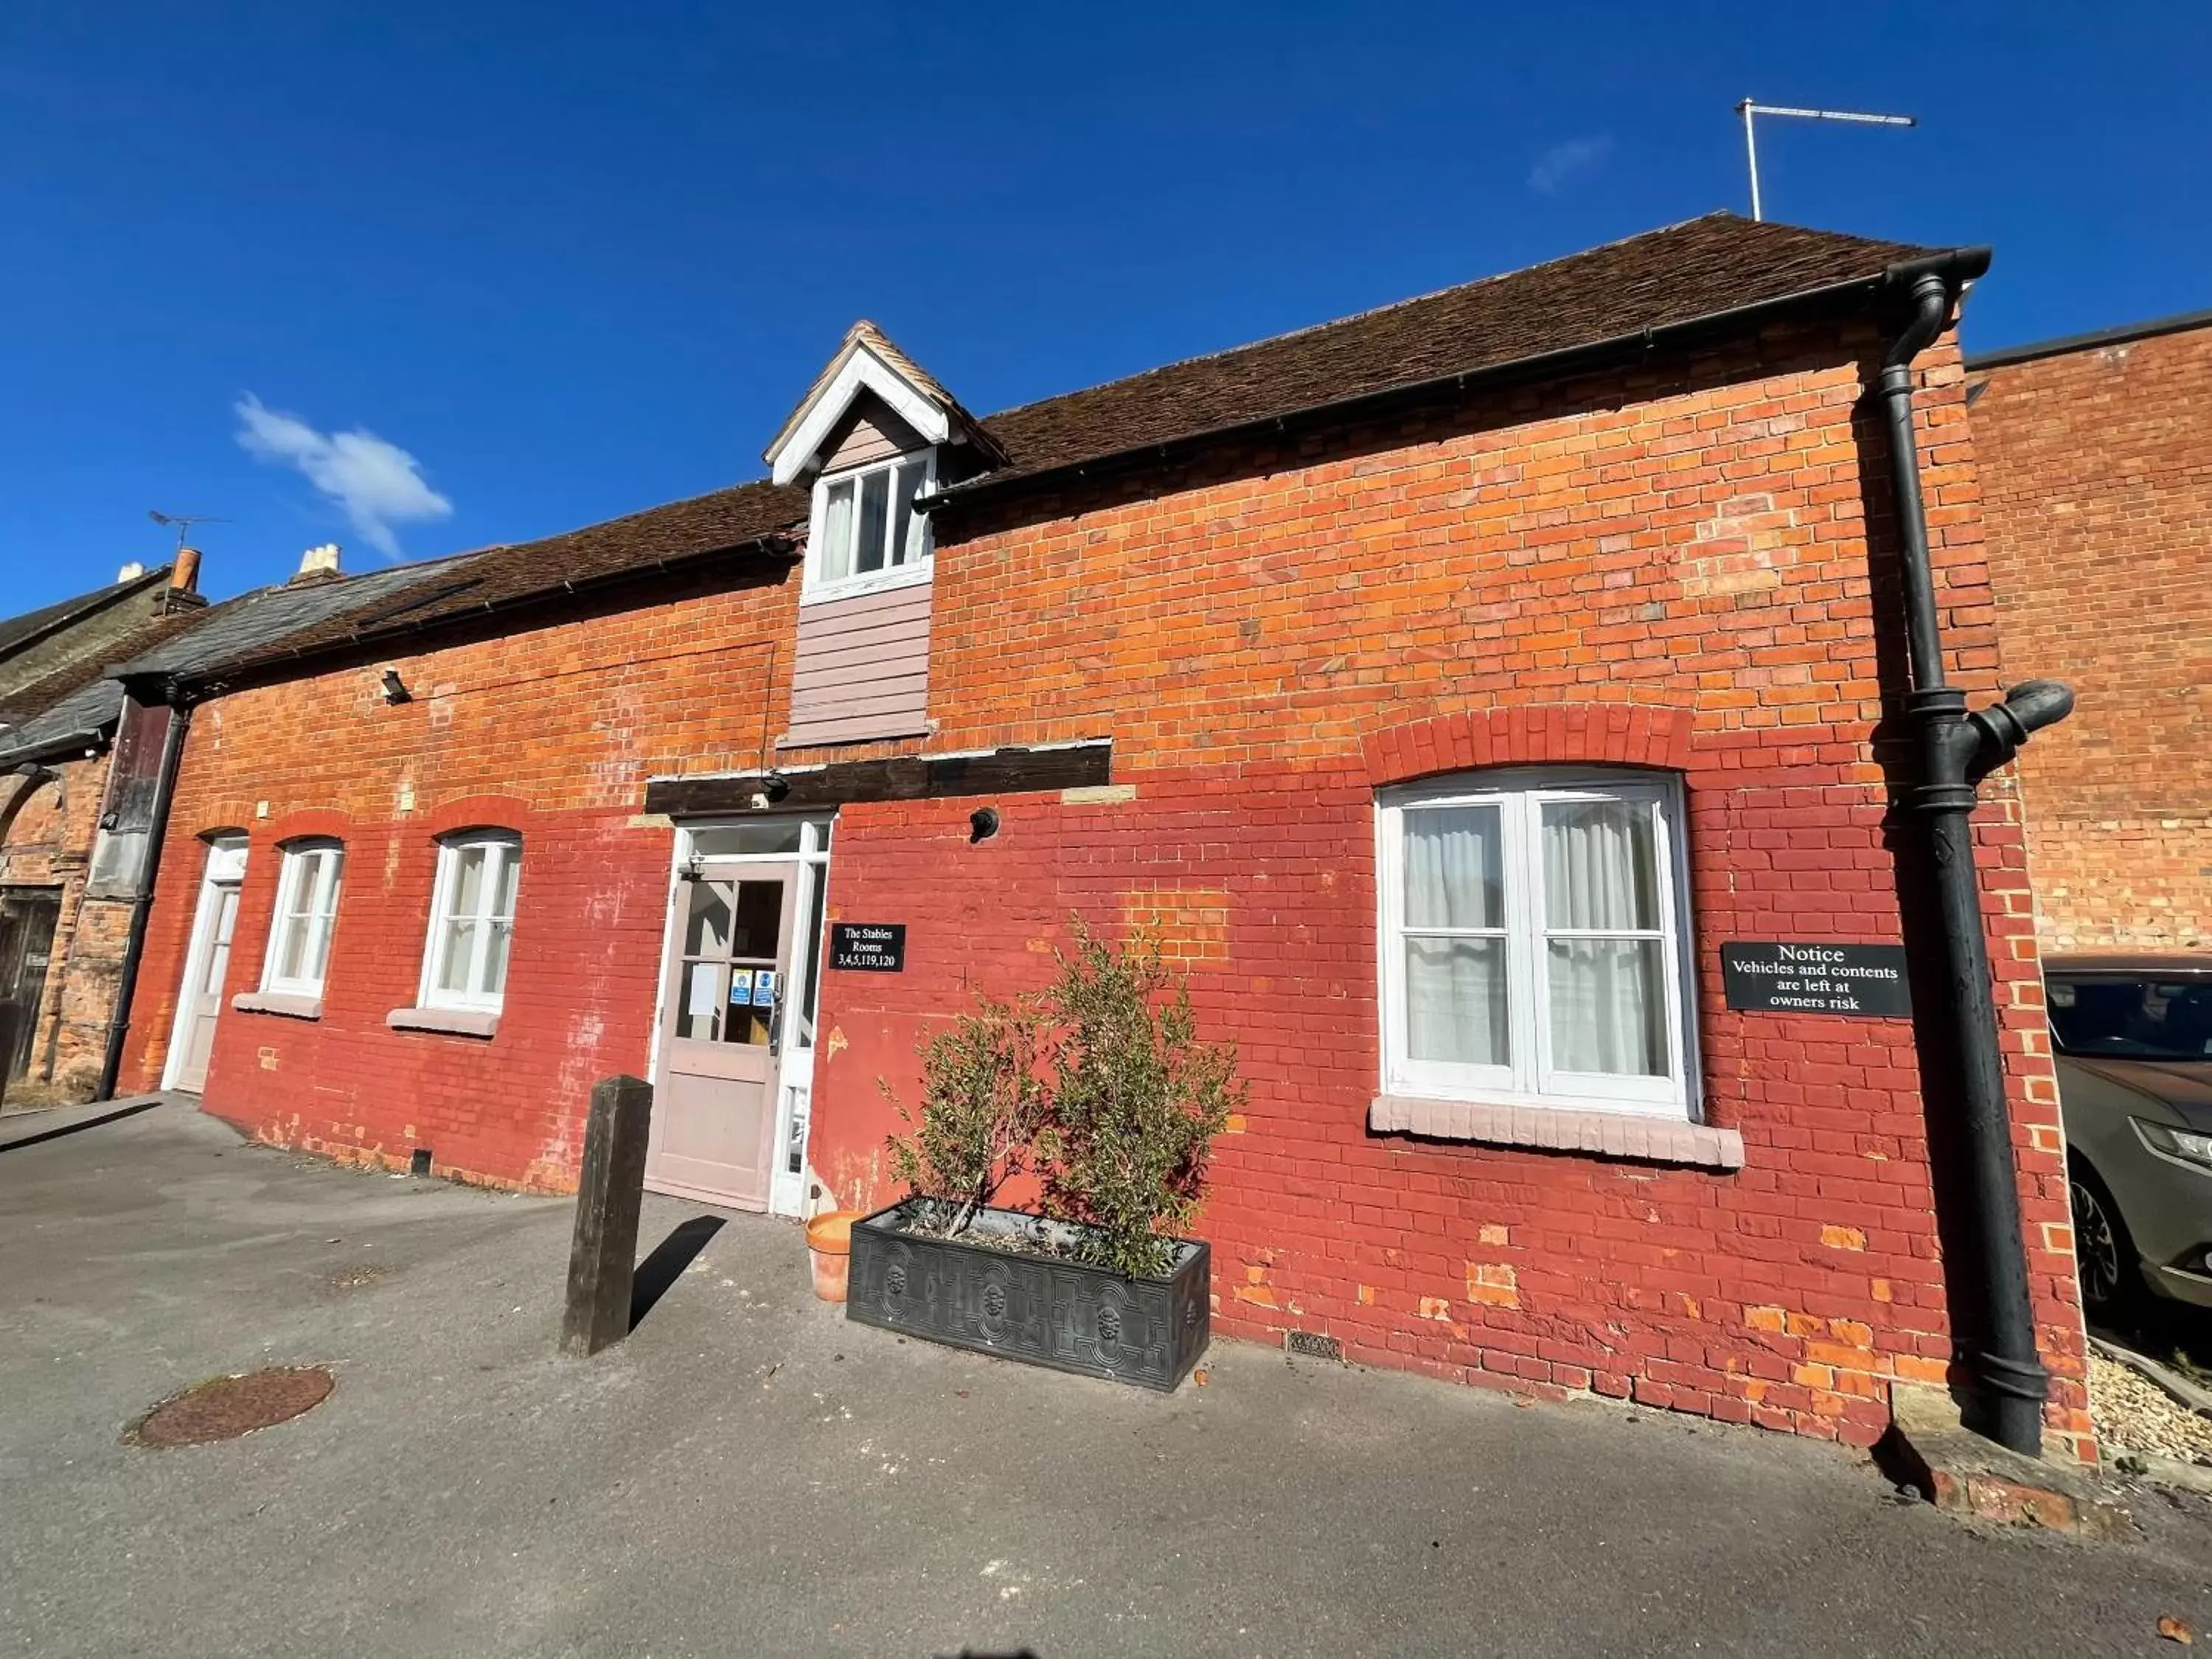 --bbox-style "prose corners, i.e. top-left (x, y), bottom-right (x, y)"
top-left (765, 319), bottom-right (1005, 487)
